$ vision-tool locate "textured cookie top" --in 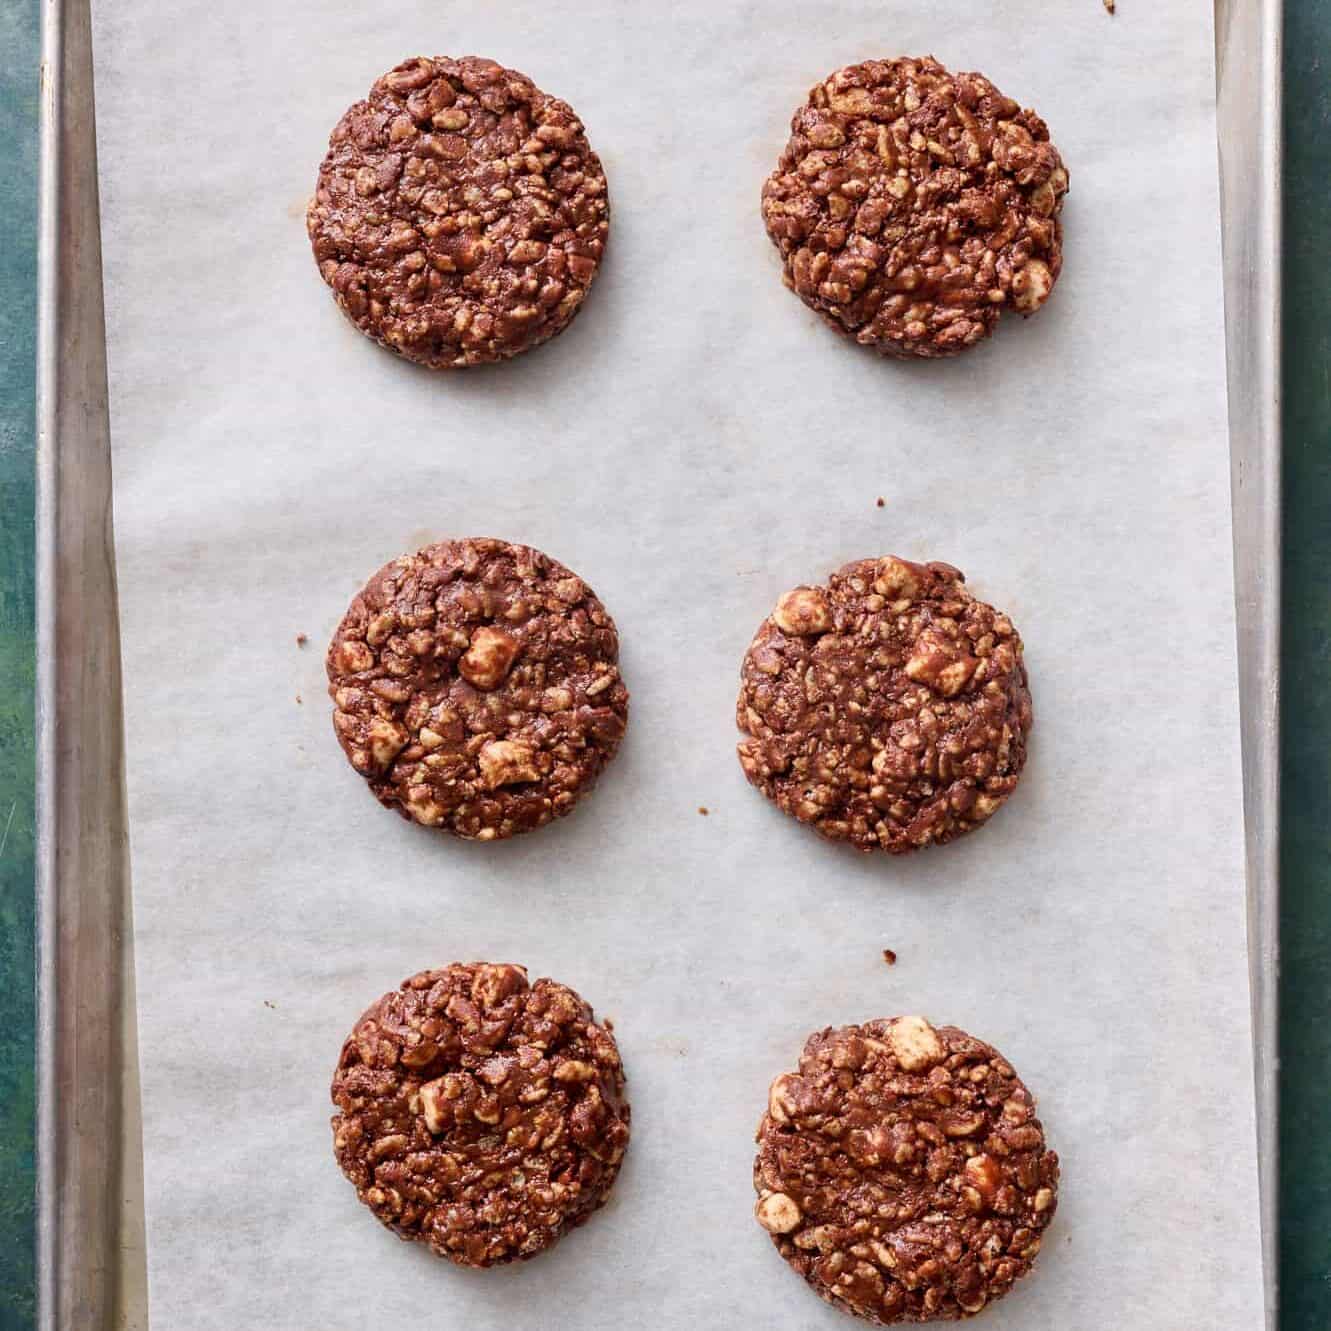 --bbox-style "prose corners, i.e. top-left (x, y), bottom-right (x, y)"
top-left (332, 963), bottom-right (630, 1267)
top-left (754, 1016), bottom-right (1059, 1324)
top-left (736, 556), bottom-right (1031, 853)
top-left (762, 57), bottom-right (1067, 358)
top-left (328, 538), bottom-right (628, 840)
top-left (308, 56), bottom-right (609, 367)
